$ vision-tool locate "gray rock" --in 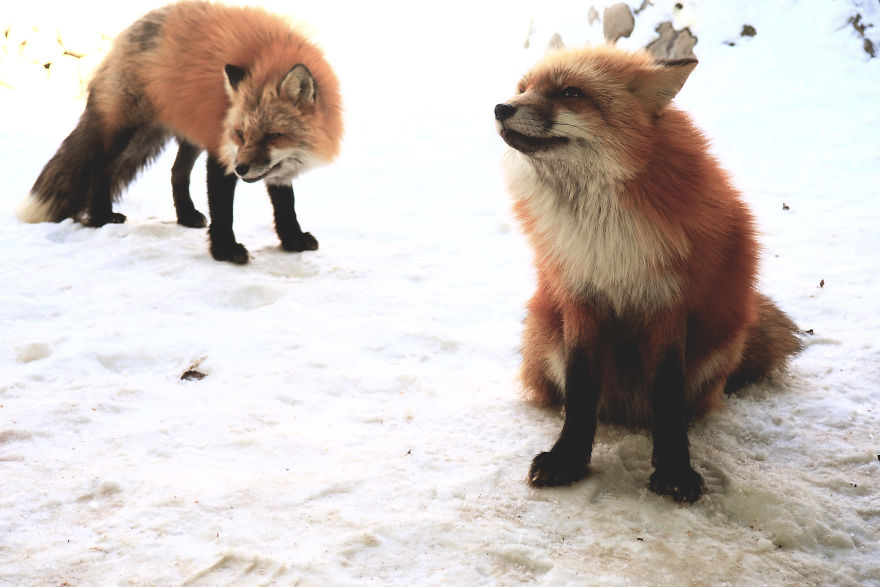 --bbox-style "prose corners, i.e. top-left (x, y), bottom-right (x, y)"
top-left (646, 21), bottom-right (698, 60)
top-left (634, 0), bottom-right (653, 15)
top-left (849, 13), bottom-right (878, 58)
top-left (546, 33), bottom-right (565, 52)
top-left (603, 3), bottom-right (635, 43)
